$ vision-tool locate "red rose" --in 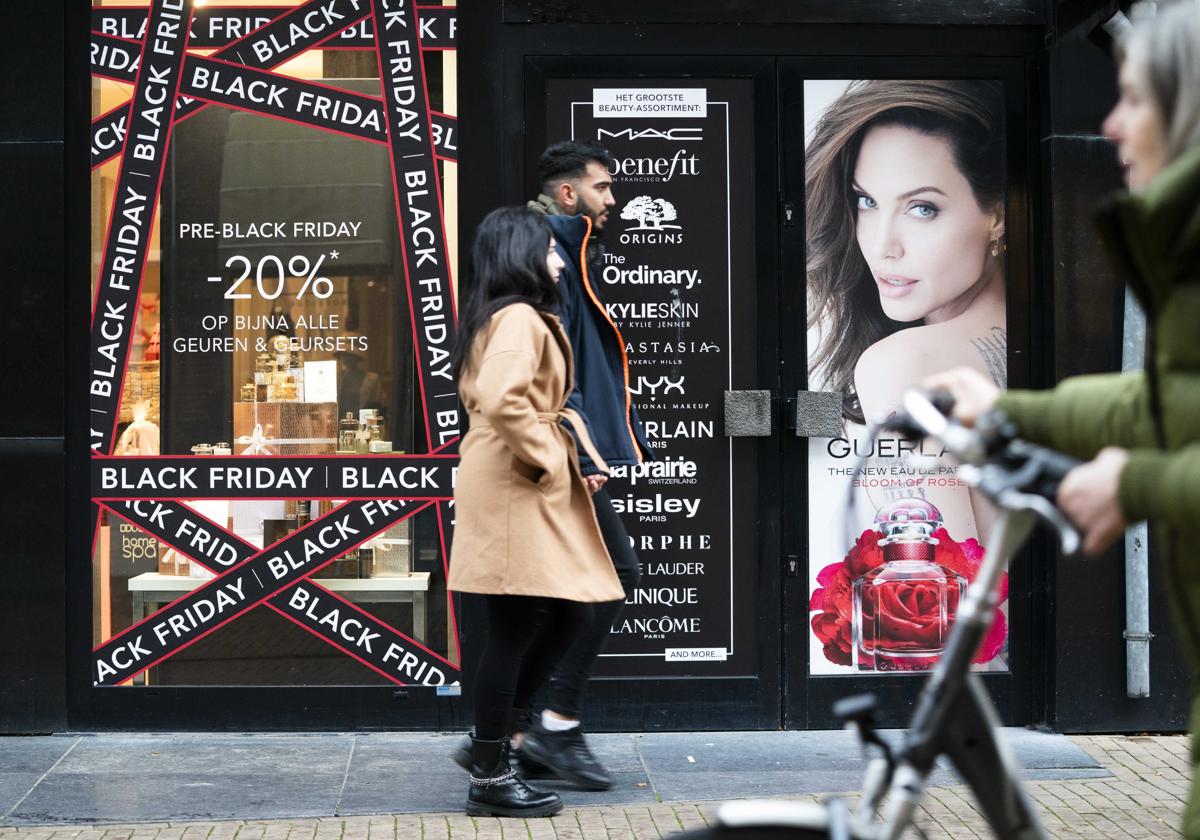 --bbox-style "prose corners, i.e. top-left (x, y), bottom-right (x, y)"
top-left (809, 528), bottom-right (1008, 669)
